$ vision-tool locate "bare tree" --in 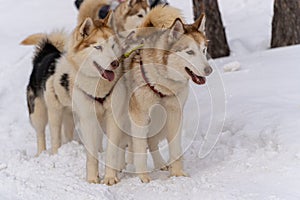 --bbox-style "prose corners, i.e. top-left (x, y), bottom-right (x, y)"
top-left (271, 0), bottom-right (300, 48)
top-left (193, 0), bottom-right (230, 58)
